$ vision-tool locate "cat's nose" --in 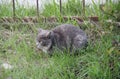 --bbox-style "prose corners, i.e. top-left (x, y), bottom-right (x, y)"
top-left (41, 41), bottom-right (48, 46)
top-left (36, 42), bottom-right (39, 46)
top-left (41, 42), bottom-right (47, 46)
